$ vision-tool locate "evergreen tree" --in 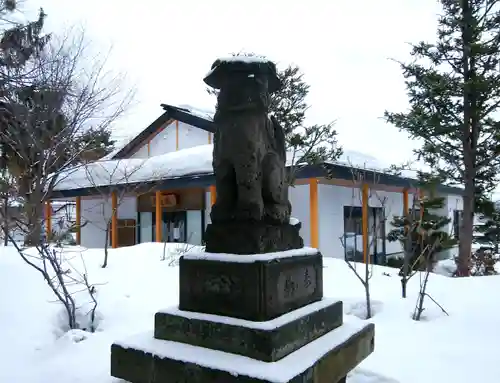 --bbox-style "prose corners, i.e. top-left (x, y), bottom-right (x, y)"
top-left (475, 202), bottom-right (500, 253)
top-left (0, 20), bottom-right (122, 245)
top-left (0, 2), bottom-right (50, 245)
top-left (208, 53), bottom-right (342, 179)
top-left (388, 180), bottom-right (457, 297)
top-left (384, 0), bottom-right (500, 276)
